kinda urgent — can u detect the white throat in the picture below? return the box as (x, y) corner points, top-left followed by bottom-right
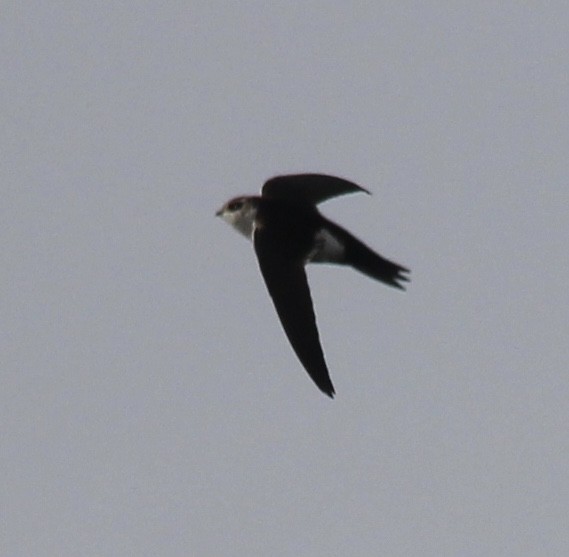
(221, 203), (257, 240)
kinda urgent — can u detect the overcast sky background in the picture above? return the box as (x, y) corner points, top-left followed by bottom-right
(3, 3), (569, 556)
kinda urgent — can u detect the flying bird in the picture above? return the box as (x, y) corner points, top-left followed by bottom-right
(216, 174), (409, 398)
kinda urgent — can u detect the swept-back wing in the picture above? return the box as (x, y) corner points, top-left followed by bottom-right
(262, 173), (370, 205)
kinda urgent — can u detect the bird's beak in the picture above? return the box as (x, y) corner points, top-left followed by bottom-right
(215, 208), (223, 217)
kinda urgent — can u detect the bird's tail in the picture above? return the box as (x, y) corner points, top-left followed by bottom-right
(344, 233), (410, 290)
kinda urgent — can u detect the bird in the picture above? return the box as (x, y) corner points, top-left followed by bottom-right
(216, 173), (409, 398)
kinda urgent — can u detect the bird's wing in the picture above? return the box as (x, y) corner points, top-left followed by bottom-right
(262, 174), (370, 205)
(253, 226), (335, 397)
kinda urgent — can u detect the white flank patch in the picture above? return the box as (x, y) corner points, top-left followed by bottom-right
(310, 228), (345, 263)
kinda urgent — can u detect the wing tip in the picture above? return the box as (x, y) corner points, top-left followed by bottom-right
(319, 381), (336, 399)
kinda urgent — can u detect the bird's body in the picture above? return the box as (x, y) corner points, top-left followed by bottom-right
(216, 174), (409, 397)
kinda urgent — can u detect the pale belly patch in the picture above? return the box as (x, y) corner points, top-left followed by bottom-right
(308, 228), (345, 263)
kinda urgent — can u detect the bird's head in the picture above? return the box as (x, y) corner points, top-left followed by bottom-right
(215, 196), (259, 239)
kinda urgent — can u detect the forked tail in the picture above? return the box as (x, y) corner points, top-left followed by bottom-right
(345, 234), (410, 290)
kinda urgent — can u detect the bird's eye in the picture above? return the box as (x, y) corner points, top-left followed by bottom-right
(228, 200), (243, 211)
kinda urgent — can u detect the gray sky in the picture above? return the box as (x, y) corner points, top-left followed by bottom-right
(3, 3), (569, 556)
